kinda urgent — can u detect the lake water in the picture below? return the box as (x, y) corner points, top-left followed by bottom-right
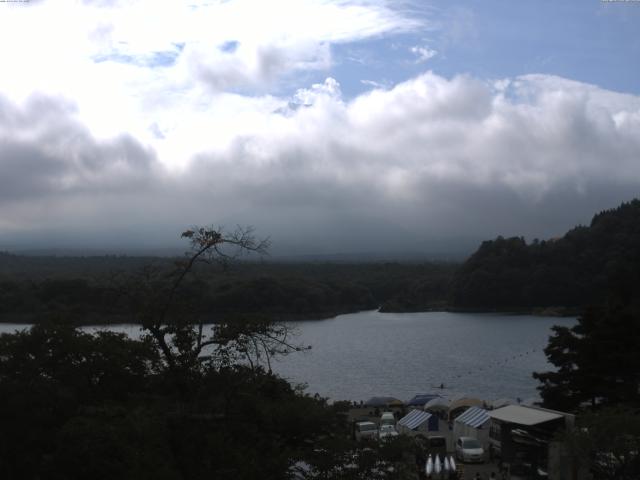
(271, 310), (576, 403)
(0, 310), (575, 404)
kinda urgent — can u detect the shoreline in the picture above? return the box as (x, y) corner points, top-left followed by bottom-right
(0, 305), (579, 326)
(380, 305), (580, 318)
(0, 308), (367, 326)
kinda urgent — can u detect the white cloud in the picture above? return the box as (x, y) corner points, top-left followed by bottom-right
(0, 0), (420, 169)
(360, 79), (391, 89)
(0, 1), (638, 252)
(2, 70), (639, 252)
(410, 45), (438, 63)
(292, 77), (342, 106)
(178, 72), (640, 245)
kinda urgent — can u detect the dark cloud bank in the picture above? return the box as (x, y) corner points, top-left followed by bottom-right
(1, 73), (639, 257)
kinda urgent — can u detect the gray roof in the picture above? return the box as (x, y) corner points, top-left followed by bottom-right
(454, 407), (490, 428)
(488, 405), (563, 426)
(398, 409), (432, 430)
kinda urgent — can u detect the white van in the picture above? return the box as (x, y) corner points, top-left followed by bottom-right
(354, 421), (378, 441)
(380, 412), (396, 426)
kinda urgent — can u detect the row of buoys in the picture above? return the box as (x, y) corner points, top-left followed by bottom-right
(425, 453), (457, 478)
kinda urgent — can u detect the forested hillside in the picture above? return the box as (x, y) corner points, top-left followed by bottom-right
(450, 199), (640, 311)
(0, 255), (455, 323)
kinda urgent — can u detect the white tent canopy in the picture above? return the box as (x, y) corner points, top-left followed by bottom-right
(397, 409), (437, 435)
(398, 410), (432, 430)
(424, 397), (450, 412)
(455, 407), (490, 428)
(453, 406), (490, 449)
(449, 396), (483, 412)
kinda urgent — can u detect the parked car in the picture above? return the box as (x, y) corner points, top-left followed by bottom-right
(380, 411), (395, 426)
(378, 424), (399, 441)
(354, 421), (378, 441)
(455, 436), (485, 463)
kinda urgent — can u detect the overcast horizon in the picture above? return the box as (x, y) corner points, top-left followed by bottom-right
(1, 1), (639, 257)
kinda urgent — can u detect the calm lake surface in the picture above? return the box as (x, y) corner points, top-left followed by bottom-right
(271, 310), (576, 403)
(0, 310), (575, 403)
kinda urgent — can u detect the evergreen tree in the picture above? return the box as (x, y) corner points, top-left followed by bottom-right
(533, 298), (640, 411)
(452, 198), (640, 310)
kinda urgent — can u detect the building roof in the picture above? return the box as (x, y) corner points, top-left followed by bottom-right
(398, 409), (432, 430)
(488, 405), (564, 426)
(455, 406), (490, 428)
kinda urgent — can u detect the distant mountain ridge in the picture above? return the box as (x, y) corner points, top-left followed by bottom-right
(450, 198), (640, 311)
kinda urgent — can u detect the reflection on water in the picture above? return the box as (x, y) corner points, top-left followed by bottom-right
(0, 310), (575, 403)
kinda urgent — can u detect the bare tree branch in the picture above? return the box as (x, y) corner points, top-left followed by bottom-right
(122, 225), (306, 375)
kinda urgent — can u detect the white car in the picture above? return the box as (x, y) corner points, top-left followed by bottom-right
(378, 424), (399, 441)
(455, 436), (484, 463)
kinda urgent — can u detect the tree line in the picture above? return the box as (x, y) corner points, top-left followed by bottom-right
(0, 253), (456, 323)
(450, 199), (640, 311)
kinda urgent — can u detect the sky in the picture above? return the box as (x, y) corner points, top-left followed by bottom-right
(0, 0), (639, 257)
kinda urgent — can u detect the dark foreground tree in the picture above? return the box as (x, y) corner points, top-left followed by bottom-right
(0, 320), (163, 479)
(533, 298), (640, 412)
(0, 323), (413, 479)
(0, 227), (416, 479)
(556, 407), (640, 480)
